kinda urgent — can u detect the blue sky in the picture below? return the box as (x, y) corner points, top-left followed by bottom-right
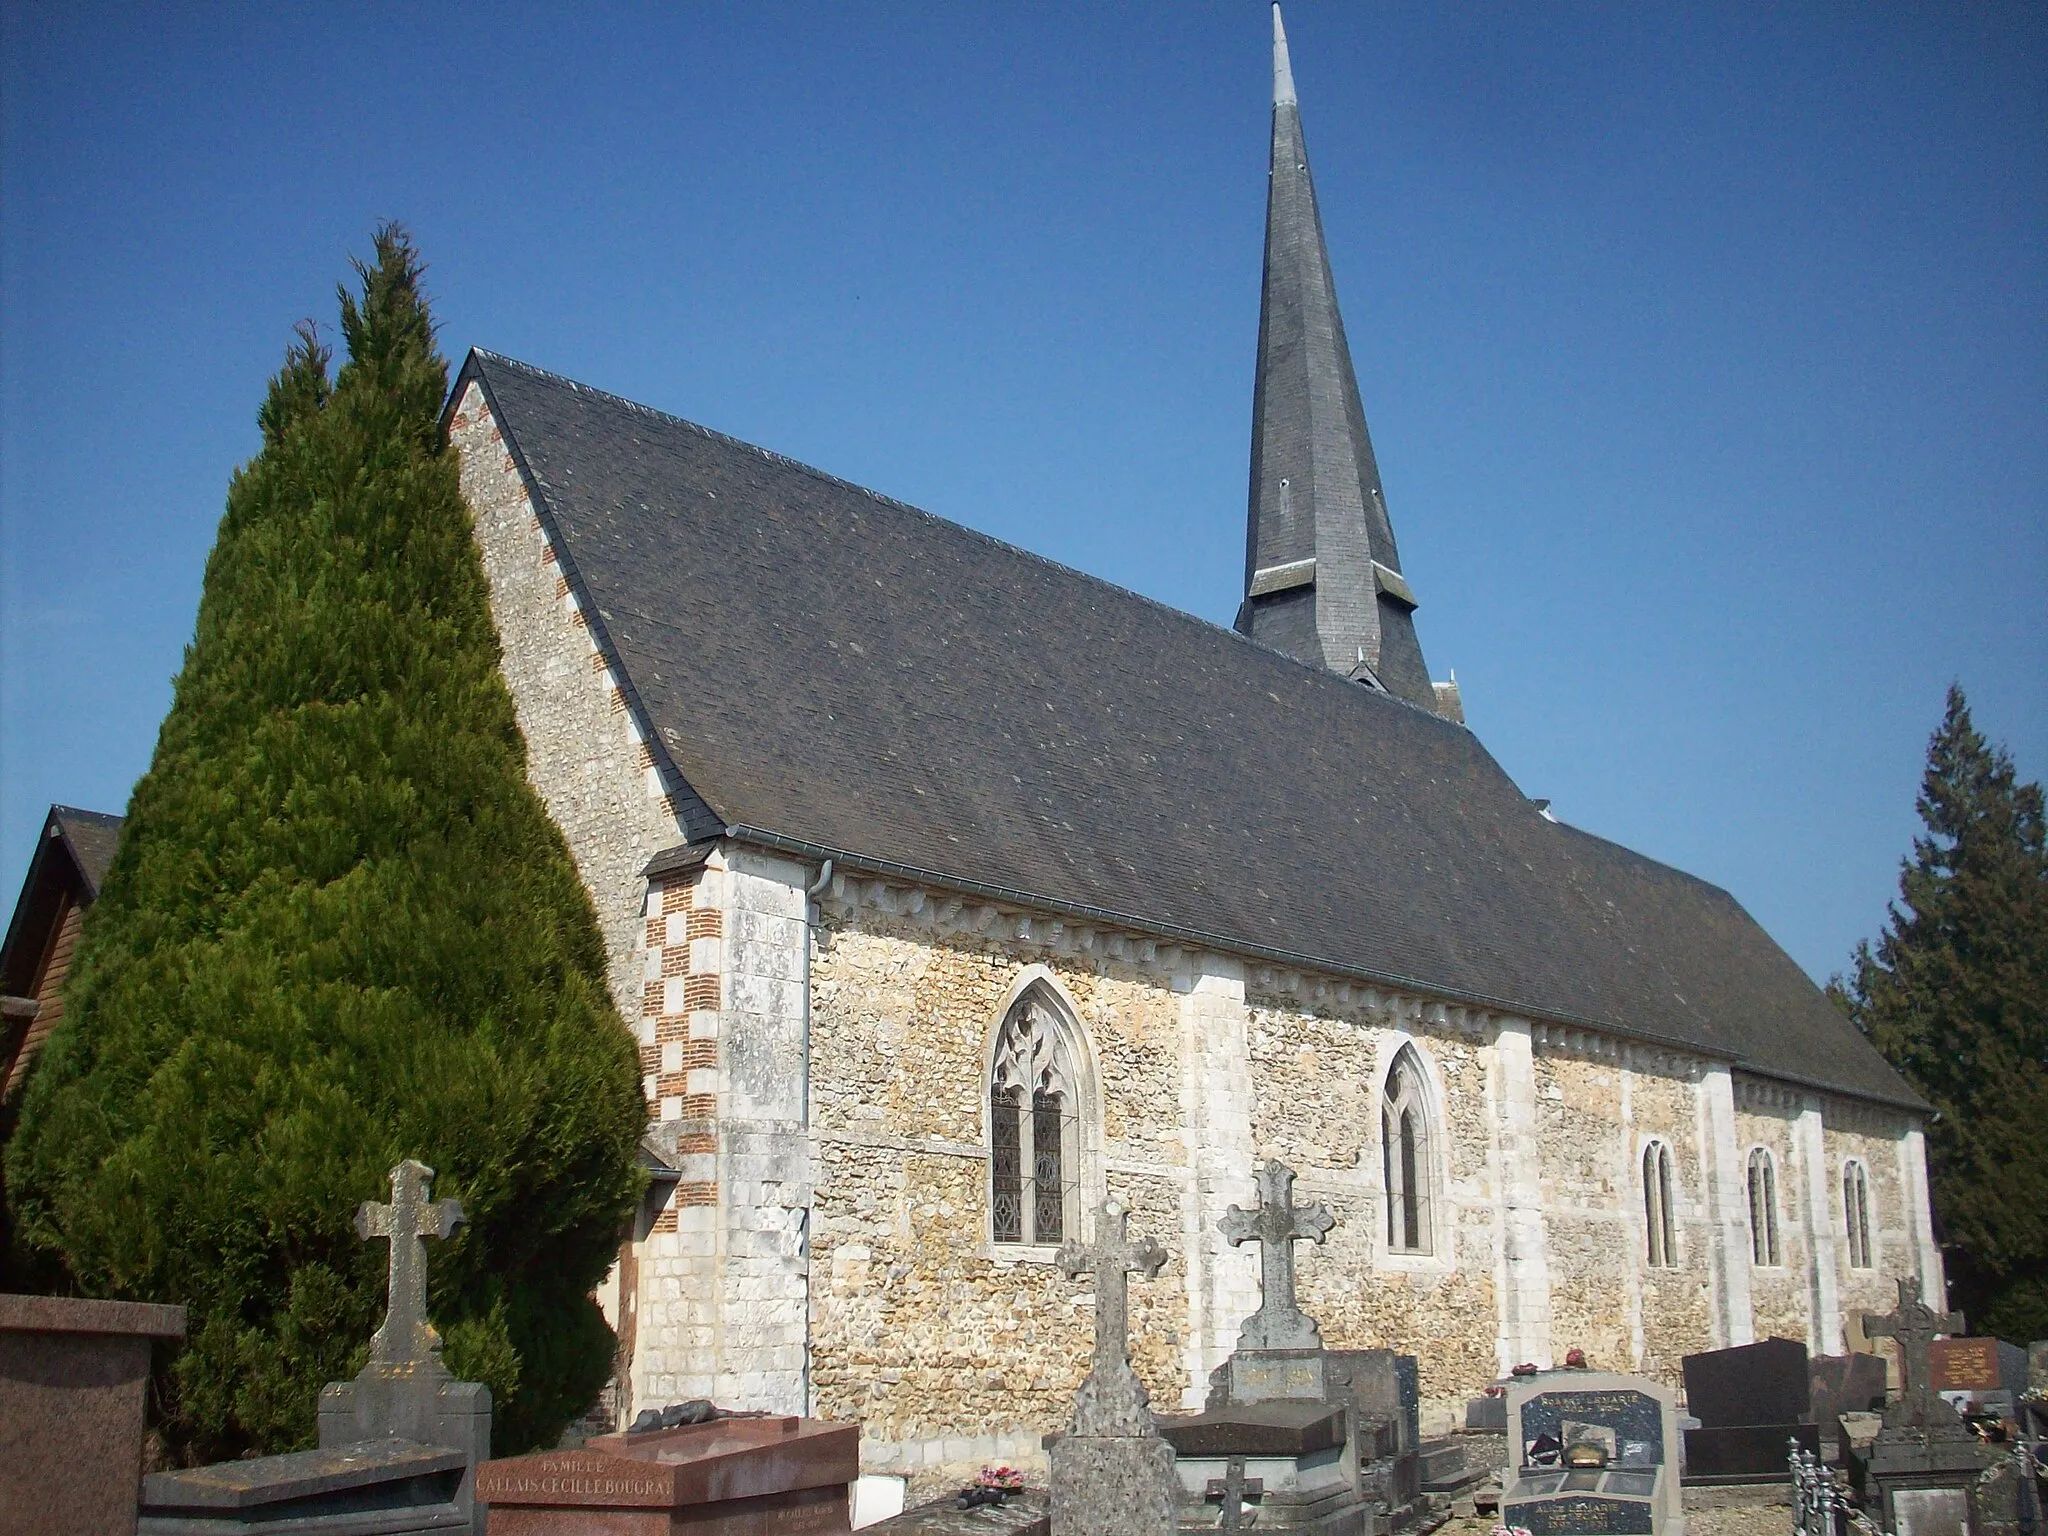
(3, 3), (2042, 984)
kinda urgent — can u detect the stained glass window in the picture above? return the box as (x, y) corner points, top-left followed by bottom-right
(1382, 1046), (1434, 1254)
(988, 987), (1081, 1245)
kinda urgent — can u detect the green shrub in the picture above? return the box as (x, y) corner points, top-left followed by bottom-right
(4, 227), (644, 1459)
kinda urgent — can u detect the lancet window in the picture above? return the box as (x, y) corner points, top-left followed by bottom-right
(1748, 1147), (1781, 1266)
(988, 986), (1081, 1246)
(1381, 1045), (1435, 1255)
(1843, 1159), (1874, 1269)
(1643, 1141), (1678, 1268)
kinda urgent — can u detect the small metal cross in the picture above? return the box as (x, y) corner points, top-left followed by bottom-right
(1220, 1159), (1335, 1350)
(1221, 1454), (1248, 1534)
(355, 1159), (465, 1373)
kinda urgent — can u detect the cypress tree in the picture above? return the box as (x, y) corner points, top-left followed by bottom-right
(3, 228), (644, 1459)
(1835, 685), (2048, 1340)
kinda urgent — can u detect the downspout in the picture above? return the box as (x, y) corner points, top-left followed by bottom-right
(798, 858), (831, 1417)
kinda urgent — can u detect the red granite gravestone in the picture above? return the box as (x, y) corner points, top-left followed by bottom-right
(474, 1414), (858, 1534)
(1, 1292), (188, 1536)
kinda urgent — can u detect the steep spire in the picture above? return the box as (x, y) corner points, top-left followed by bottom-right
(1237, 5), (1437, 710)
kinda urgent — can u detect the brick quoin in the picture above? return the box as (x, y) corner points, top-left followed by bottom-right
(681, 1042), (716, 1071)
(638, 1044), (659, 1075)
(661, 882), (691, 915)
(685, 907), (722, 939)
(683, 975), (719, 1011)
(673, 1182), (718, 1208)
(661, 947), (687, 979)
(653, 1014), (687, 1044)
(650, 1206), (678, 1235)
(681, 1093), (717, 1120)
(674, 1132), (715, 1155)
(641, 981), (664, 1018)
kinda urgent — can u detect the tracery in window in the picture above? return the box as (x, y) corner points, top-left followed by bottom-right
(1643, 1141), (1677, 1268)
(1748, 1147), (1781, 1267)
(1381, 1045), (1435, 1255)
(1843, 1159), (1873, 1269)
(989, 986), (1080, 1245)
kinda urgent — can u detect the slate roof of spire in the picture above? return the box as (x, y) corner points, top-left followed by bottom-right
(1239, 5), (1434, 706)
(454, 350), (1924, 1112)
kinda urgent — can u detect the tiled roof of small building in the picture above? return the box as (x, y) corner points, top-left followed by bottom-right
(458, 350), (1923, 1112)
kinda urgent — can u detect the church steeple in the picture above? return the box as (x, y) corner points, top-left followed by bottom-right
(1237, 5), (1438, 711)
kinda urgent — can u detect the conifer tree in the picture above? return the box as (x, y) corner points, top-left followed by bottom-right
(1836, 686), (2048, 1340)
(4, 228), (644, 1459)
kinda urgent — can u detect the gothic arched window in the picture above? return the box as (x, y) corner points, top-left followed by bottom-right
(989, 986), (1081, 1246)
(1381, 1045), (1435, 1255)
(1643, 1141), (1677, 1268)
(1843, 1160), (1874, 1269)
(1748, 1147), (1781, 1267)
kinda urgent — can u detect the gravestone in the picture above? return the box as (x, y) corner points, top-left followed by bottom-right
(1161, 1163), (1419, 1532)
(1679, 1338), (1821, 1481)
(1928, 1338), (2030, 1422)
(1859, 1276), (1997, 1536)
(1217, 1161), (1337, 1405)
(475, 1415), (859, 1533)
(0, 1292), (187, 1536)
(1500, 1372), (1682, 1536)
(139, 1159), (490, 1536)
(1684, 1338), (1810, 1429)
(1809, 1353), (1889, 1437)
(1046, 1199), (1178, 1536)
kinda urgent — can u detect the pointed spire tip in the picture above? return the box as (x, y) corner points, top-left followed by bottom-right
(1272, 4), (1297, 107)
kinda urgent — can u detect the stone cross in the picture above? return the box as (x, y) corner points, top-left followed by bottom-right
(1863, 1274), (1966, 1434)
(355, 1159), (466, 1374)
(1220, 1454), (1249, 1535)
(1221, 1159), (1335, 1350)
(1057, 1200), (1167, 1437)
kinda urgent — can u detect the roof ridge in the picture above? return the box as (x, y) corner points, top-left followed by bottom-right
(466, 349), (1466, 732)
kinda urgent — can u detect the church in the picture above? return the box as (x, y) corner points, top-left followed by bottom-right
(439, 9), (1937, 1483)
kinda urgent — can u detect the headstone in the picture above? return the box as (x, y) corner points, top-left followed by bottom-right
(0, 1292), (187, 1536)
(1678, 1338), (1821, 1481)
(477, 1415), (858, 1533)
(1860, 1276), (1997, 1536)
(1500, 1371), (1682, 1536)
(1046, 1199), (1178, 1536)
(1808, 1353), (1888, 1433)
(1682, 1338), (1810, 1429)
(1218, 1161), (1336, 1405)
(1927, 1337), (2029, 1420)
(1465, 1389), (1508, 1431)
(1164, 1167), (1419, 1532)
(137, 1159), (490, 1536)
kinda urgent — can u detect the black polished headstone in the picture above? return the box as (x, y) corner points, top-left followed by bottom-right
(1684, 1424), (1820, 1479)
(1682, 1338), (1811, 1429)
(1808, 1354), (1887, 1429)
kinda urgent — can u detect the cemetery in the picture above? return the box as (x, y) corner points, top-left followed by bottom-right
(9, 1149), (2042, 1535)
(2, 9), (2042, 1536)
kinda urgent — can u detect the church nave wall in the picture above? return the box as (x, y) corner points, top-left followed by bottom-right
(1822, 1110), (1925, 1336)
(804, 900), (1193, 1486)
(1242, 988), (1502, 1422)
(1734, 1099), (1813, 1348)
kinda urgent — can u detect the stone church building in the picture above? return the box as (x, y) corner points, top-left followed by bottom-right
(442, 11), (1937, 1479)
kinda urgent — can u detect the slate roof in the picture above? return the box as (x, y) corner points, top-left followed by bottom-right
(2, 806), (123, 997)
(458, 350), (1923, 1112)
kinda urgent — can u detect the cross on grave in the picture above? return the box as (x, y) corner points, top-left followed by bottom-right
(1057, 1200), (1168, 1437)
(1863, 1275), (1968, 1436)
(355, 1159), (466, 1375)
(1221, 1159), (1336, 1351)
